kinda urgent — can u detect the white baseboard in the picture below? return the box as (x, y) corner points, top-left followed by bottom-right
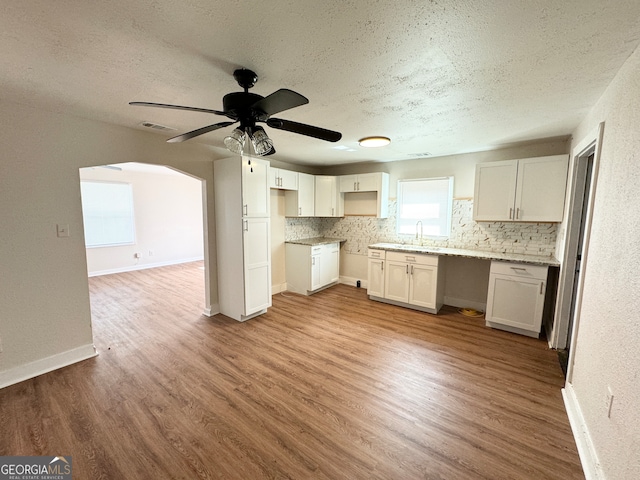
(562, 383), (603, 479)
(271, 283), (288, 295)
(444, 296), (486, 312)
(0, 343), (98, 390)
(88, 256), (205, 277)
(340, 275), (367, 289)
(203, 303), (219, 317)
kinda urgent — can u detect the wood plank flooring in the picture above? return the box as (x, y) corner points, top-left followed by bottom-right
(0, 261), (584, 479)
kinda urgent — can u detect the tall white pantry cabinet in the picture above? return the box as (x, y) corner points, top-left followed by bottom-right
(214, 156), (272, 322)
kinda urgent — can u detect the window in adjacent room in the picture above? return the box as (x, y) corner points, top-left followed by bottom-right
(80, 181), (136, 247)
(396, 177), (454, 238)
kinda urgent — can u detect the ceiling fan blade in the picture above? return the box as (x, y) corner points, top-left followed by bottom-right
(167, 121), (234, 143)
(252, 89), (309, 118)
(267, 118), (342, 142)
(130, 101), (226, 116)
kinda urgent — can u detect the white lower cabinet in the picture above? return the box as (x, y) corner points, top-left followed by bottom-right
(368, 249), (443, 314)
(485, 261), (548, 337)
(367, 249), (386, 298)
(286, 242), (340, 295)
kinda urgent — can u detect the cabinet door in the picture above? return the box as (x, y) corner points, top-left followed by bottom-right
(320, 243), (339, 285)
(279, 169), (298, 190)
(269, 167), (280, 189)
(408, 264), (438, 309)
(367, 259), (385, 297)
(486, 273), (545, 332)
(315, 176), (338, 216)
(242, 157), (270, 217)
(339, 174), (358, 193)
(297, 173), (315, 216)
(384, 261), (410, 302)
(243, 217), (272, 314)
(515, 155), (568, 222)
(311, 253), (322, 291)
(473, 160), (518, 221)
(356, 173), (380, 192)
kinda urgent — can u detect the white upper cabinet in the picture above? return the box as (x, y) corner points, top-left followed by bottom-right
(285, 172), (315, 217)
(242, 157), (270, 217)
(269, 167), (298, 190)
(473, 155), (568, 222)
(314, 176), (342, 217)
(338, 172), (389, 218)
(339, 173), (383, 193)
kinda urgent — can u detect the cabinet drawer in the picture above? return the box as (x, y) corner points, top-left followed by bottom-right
(490, 261), (547, 280)
(386, 251), (438, 266)
(368, 249), (386, 259)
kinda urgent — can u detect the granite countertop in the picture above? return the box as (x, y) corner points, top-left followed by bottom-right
(286, 237), (347, 246)
(368, 242), (560, 266)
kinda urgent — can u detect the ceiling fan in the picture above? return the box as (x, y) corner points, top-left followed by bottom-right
(130, 68), (342, 156)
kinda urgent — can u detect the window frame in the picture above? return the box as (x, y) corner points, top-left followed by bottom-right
(80, 180), (136, 248)
(396, 176), (454, 239)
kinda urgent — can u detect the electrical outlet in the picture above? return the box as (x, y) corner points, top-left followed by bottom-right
(149, 250), (153, 257)
(134, 252), (141, 259)
(605, 386), (614, 418)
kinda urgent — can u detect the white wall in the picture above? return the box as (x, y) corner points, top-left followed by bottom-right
(0, 100), (217, 388)
(80, 165), (203, 276)
(562, 47), (640, 479)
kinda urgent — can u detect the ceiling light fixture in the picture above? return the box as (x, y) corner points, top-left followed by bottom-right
(250, 126), (274, 156)
(358, 136), (391, 147)
(223, 128), (246, 154)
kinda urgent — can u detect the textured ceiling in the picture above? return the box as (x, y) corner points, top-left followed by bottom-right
(2, 1), (640, 166)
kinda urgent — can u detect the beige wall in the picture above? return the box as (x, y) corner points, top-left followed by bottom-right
(563, 47), (640, 479)
(0, 100), (216, 386)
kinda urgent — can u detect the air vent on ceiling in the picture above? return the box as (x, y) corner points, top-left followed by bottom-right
(139, 121), (176, 131)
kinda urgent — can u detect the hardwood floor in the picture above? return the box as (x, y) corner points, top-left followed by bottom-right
(0, 262), (584, 479)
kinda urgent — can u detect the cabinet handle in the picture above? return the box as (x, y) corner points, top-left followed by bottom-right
(312, 257), (315, 265)
(406, 265), (409, 274)
(540, 282), (544, 295)
(357, 181), (360, 190)
(411, 265), (414, 275)
(516, 207), (520, 219)
(331, 207), (334, 216)
(243, 204), (248, 216)
(509, 207), (513, 219)
(354, 181), (357, 191)
(510, 267), (527, 272)
(299, 207), (302, 215)
(381, 262), (384, 271)
(244, 220), (248, 231)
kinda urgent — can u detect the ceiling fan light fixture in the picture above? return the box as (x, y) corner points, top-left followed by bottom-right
(224, 128), (246, 154)
(359, 136), (391, 148)
(250, 126), (274, 156)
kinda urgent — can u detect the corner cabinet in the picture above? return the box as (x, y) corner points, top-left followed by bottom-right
(367, 249), (444, 314)
(285, 172), (315, 217)
(285, 242), (340, 295)
(315, 176), (342, 217)
(473, 155), (568, 222)
(485, 261), (548, 337)
(214, 156), (271, 322)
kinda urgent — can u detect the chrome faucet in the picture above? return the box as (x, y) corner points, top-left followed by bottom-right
(415, 221), (423, 245)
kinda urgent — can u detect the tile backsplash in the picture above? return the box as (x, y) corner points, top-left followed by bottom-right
(285, 198), (557, 257)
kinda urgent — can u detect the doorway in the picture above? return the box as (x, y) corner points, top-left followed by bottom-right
(551, 124), (603, 378)
(78, 162), (209, 322)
